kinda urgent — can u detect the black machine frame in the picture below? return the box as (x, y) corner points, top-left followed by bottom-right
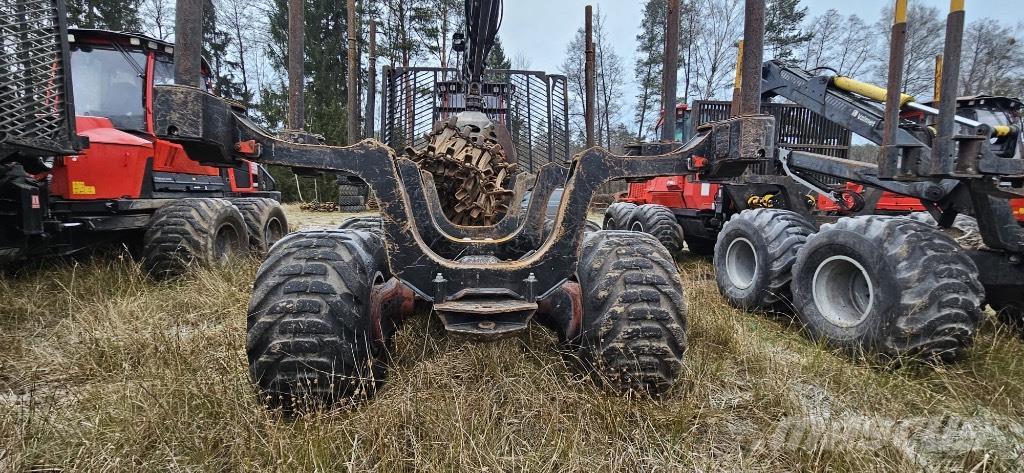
(155, 83), (773, 312)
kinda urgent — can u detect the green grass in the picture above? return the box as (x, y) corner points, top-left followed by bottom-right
(2, 215), (1024, 471)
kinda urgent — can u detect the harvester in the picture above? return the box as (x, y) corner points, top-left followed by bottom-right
(0, 8), (287, 277)
(146, 0), (771, 406)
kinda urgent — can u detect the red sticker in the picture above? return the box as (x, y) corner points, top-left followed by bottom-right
(31, 195), (41, 209)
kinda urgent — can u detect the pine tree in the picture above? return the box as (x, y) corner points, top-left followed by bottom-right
(265, 0), (353, 145)
(765, 0), (811, 62)
(67, 0), (144, 31)
(633, 0), (696, 140)
(487, 36), (511, 71)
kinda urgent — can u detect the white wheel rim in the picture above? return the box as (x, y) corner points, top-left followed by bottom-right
(812, 255), (874, 328)
(725, 237), (757, 290)
(630, 221), (644, 232)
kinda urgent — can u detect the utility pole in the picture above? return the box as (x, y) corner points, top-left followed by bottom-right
(364, 19), (377, 138)
(173, 0), (203, 87)
(661, 0), (679, 142)
(346, 0), (360, 143)
(287, 0), (305, 130)
(738, 0), (764, 116)
(584, 5), (596, 148)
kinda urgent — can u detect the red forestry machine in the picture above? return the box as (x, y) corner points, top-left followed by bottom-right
(1, 8), (287, 277)
(614, 1), (1024, 358)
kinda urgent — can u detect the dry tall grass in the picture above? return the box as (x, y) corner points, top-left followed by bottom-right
(2, 211), (1023, 471)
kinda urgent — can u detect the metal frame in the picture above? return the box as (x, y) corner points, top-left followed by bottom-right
(154, 83), (773, 304)
(0, 0), (84, 160)
(381, 66), (571, 173)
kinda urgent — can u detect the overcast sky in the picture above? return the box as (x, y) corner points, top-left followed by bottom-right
(499, 0), (1024, 117)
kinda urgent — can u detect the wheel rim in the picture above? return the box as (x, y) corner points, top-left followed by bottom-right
(264, 218), (285, 247)
(214, 224), (240, 263)
(812, 255), (874, 327)
(725, 237), (757, 290)
(630, 221), (644, 232)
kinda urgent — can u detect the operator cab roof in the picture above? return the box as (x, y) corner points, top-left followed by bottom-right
(67, 28), (212, 71)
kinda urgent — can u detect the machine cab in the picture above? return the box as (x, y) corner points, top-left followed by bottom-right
(654, 103), (694, 143)
(61, 29), (266, 198)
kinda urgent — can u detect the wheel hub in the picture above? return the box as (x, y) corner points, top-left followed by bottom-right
(725, 237), (757, 290)
(812, 255), (874, 327)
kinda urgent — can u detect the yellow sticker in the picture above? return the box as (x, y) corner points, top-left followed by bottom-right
(72, 180), (96, 195)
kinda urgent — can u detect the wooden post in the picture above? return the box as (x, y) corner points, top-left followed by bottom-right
(287, 0), (305, 130)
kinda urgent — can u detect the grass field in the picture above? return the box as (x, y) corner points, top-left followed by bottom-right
(2, 206), (1023, 471)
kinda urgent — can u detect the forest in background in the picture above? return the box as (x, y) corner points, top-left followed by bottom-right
(66, 0), (1024, 201)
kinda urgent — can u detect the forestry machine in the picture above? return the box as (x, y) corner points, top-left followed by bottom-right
(0, 3), (287, 278)
(141, 0), (773, 409)
(619, 1), (1024, 361)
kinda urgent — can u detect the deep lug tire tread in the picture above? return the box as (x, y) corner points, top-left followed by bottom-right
(142, 198), (249, 279)
(714, 208), (815, 309)
(628, 204), (685, 256)
(246, 229), (391, 411)
(569, 230), (687, 394)
(229, 197), (289, 253)
(792, 216), (983, 361)
(603, 202), (637, 230)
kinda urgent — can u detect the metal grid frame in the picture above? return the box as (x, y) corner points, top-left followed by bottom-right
(0, 0), (81, 159)
(381, 67), (571, 173)
(692, 100), (851, 184)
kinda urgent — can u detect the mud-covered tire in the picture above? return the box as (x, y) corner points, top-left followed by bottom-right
(603, 202), (637, 230)
(566, 230), (687, 394)
(684, 235), (717, 256)
(142, 198), (250, 279)
(230, 197), (289, 253)
(628, 204), (685, 256)
(339, 216), (383, 234)
(338, 205), (367, 212)
(246, 229), (391, 411)
(792, 216), (983, 361)
(714, 209), (815, 310)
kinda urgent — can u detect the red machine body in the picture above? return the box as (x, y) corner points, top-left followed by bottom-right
(623, 103), (1023, 223)
(49, 29), (264, 201)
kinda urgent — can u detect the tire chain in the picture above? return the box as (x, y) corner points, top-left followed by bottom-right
(404, 117), (516, 226)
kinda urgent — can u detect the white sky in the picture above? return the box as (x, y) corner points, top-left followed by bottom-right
(498, 0), (1024, 119)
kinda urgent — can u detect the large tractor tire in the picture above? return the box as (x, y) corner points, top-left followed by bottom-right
(714, 209), (815, 310)
(246, 229), (392, 411)
(142, 198), (250, 279)
(230, 197), (289, 253)
(791, 216), (983, 361)
(627, 204), (685, 256)
(602, 202), (637, 230)
(565, 230), (687, 395)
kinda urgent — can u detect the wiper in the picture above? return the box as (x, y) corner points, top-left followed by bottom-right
(111, 42), (146, 78)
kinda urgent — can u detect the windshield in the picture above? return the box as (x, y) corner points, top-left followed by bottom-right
(975, 108), (1010, 128)
(70, 46), (147, 130)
